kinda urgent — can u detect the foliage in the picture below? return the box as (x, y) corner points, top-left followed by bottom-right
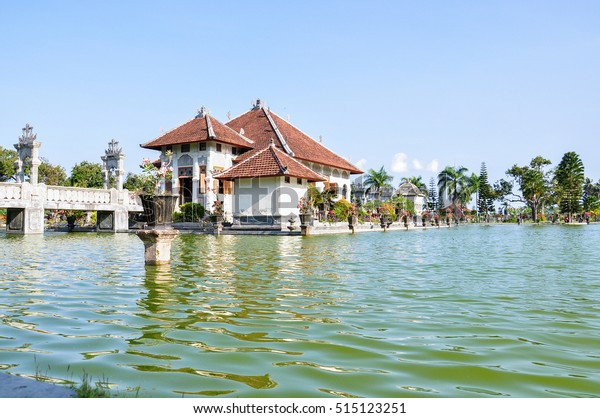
(211, 200), (224, 215)
(427, 177), (438, 211)
(583, 178), (600, 212)
(297, 196), (311, 214)
(437, 166), (469, 219)
(0, 146), (17, 181)
(173, 202), (205, 222)
(69, 161), (104, 188)
(38, 159), (68, 185)
(363, 166), (394, 199)
(72, 372), (110, 398)
(137, 152), (174, 195)
(477, 162), (495, 216)
(333, 198), (353, 220)
(379, 202), (397, 220)
(502, 156), (553, 223)
(123, 172), (144, 192)
(306, 184), (322, 208)
(554, 151), (585, 218)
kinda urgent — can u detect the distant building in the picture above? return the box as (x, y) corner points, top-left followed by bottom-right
(141, 100), (363, 227)
(395, 181), (427, 215)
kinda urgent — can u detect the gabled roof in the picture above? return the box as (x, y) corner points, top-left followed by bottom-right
(226, 101), (363, 174)
(214, 141), (327, 182)
(141, 108), (254, 151)
(396, 181), (426, 197)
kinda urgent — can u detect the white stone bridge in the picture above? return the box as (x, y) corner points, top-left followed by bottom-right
(1, 125), (143, 234)
(0, 182), (143, 234)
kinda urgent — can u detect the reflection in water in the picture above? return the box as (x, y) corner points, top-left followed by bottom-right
(2, 227), (600, 397)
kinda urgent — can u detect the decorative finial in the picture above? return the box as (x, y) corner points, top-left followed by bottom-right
(253, 99), (263, 110)
(19, 124), (37, 144)
(196, 106), (208, 118)
(269, 138), (275, 147)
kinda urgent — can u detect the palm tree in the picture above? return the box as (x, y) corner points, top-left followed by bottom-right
(364, 166), (394, 201)
(437, 166), (469, 220)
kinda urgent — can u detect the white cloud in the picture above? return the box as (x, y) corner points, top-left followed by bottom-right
(391, 153), (409, 173)
(412, 159), (423, 170)
(355, 158), (367, 170)
(426, 159), (439, 172)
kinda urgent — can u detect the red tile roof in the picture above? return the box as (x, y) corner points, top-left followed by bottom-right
(141, 110), (254, 150)
(226, 104), (363, 174)
(214, 142), (327, 182)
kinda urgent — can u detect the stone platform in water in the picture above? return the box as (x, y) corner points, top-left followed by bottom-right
(0, 373), (75, 398)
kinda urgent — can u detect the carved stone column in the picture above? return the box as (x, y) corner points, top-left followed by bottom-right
(136, 229), (180, 265)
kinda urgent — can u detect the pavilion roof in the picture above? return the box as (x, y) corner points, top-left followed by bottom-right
(214, 141), (327, 182)
(141, 108), (254, 150)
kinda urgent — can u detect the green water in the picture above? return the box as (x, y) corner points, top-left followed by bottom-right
(1, 225), (600, 397)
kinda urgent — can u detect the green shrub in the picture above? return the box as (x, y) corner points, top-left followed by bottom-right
(177, 202), (205, 222)
(333, 199), (352, 221)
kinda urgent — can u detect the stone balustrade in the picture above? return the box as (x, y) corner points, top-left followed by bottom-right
(45, 186), (112, 205)
(0, 183), (22, 201)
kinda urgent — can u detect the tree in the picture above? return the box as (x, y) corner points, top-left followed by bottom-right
(363, 166), (394, 201)
(69, 161), (104, 188)
(400, 176), (427, 194)
(582, 178), (600, 213)
(38, 159), (68, 186)
(0, 146), (17, 182)
(502, 156), (553, 223)
(554, 151), (585, 220)
(477, 162), (495, 219)
(427, 177), (438, 212)
(437, 166), (469, 220)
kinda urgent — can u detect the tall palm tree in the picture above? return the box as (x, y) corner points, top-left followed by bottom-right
(364, 166), (394, 201)
(437, 166), (469, 220)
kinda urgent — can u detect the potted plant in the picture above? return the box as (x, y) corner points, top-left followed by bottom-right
(421, 210), (430, 228)
(379, 202), (395, 228)
(297, 196), (312, 226)
(348, 204), (358, 229)
(210, 200), (224, 224)
(138, 151), (177, 226)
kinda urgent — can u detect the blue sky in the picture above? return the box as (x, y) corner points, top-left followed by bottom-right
(2, 0), (599, 188)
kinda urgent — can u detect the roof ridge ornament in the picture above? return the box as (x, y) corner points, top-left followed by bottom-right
(196, 106), (210, 118)
(253, 99), (263, 110)
(19, 123), (37, 144)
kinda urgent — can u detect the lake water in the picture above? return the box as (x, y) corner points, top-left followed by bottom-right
(1, 224), (600, 397)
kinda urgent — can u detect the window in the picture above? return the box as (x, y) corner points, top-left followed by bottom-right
(216, 143), (222, 152)
(199, 166), (206, 194)
(199, 143), (207, 151)
(216, 179), (233, 195)
(284, 176), (290, 184)
(232, 147), (238, 155)
(178, 167), (192, 177)
(297, 178), (303, 185)
(181, 144), (190, 153)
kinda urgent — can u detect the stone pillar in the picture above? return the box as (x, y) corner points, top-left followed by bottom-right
(101, 139), (125, 191)
(14, 124), (42, 185)
(300, 225), (311, 236)
(136, 229), (180, 265)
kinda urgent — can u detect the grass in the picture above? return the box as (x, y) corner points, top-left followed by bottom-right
(71, 372), (111, 398)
